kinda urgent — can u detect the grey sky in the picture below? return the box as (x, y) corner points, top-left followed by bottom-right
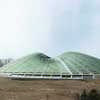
(0, 0), (100, 58)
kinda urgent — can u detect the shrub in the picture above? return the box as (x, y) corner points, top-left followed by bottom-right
(75, 89), (100, 100)
(87, 89), (100, 100)
(80, 89), (88, 100)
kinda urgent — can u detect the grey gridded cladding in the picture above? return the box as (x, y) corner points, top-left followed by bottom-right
(0, 52), (100, 79)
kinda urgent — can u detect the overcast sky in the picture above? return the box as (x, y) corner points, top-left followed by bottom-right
(0, 0), (100, 58)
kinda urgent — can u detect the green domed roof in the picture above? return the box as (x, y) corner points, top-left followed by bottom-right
(0, 53), (66, 74)
(58, 52), (100, 74)
(0, 52), (100, 75)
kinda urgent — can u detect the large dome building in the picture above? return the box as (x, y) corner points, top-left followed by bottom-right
(0, 52), (100, 80)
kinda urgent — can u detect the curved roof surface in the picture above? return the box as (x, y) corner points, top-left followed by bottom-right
(58, 52), (100, 74)
(0, 53), (66, 74)
(0, 52), (100, 75)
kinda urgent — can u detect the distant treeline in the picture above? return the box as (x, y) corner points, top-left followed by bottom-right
(0, 58), (13, 67)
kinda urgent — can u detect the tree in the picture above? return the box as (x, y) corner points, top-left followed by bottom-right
(0, 59), (3, 67)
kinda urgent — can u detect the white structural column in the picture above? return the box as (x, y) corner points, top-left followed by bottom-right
(56, 58), (72, 75)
